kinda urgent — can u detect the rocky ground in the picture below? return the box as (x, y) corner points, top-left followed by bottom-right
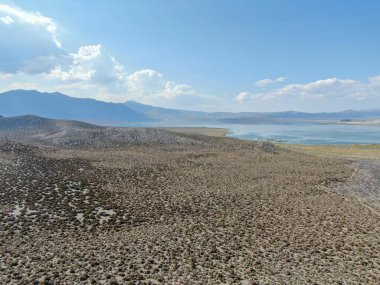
(0, 134), (379, 284)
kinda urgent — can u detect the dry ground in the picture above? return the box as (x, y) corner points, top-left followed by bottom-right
(282, 143), (380, 216)
(0, 135), (379, 284)
(281, 143), (380, 160)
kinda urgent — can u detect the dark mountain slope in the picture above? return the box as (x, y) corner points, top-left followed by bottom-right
(0, 90), (149, 123)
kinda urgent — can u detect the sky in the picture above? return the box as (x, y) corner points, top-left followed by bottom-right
(0, 0), (380, 112)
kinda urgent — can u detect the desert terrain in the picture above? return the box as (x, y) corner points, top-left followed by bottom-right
(0, 116), (379, 284)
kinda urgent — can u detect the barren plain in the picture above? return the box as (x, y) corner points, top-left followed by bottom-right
(0, 123), (379, 284)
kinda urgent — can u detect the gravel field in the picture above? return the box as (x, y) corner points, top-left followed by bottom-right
(0, 132), (379, 284)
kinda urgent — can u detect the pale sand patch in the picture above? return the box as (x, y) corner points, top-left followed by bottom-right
(163, 127), (230, 137)
(280, 143), (380, 160)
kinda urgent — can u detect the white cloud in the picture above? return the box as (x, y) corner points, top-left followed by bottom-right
(49, 45), (128, 85)
(125, 69), (196, 102)
(234, 76), (380, 112)
(56, 82), (99, 91)
(73, 45), (101, 61)
(0, 4), (60, 47)
(155, 81), (195, 100)
(0, 15), (14, 24)
(369, 75), (380, 86)
(236, 77), (380, 103)
(49, 45), (99, 81)
(85, 68), (197, 105)
(234, 91), (251, 102)
(0, 73), (13, 80)
(255, 76), (286, 87)
(9, 82), (38, 90)
(126, 69), (164, 96)
(232, 76), (380, 112)
(48, 50), (199, 106)
(0, 4), (65, 74)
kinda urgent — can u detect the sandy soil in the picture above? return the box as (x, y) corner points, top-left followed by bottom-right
(0, 137), (379, 284)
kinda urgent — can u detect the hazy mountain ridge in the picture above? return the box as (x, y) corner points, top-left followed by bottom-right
(0, 90), (149, 124)
(124, 101), (210, 121)
(1, 90), (380, 125)
(125, 100), (380, 122)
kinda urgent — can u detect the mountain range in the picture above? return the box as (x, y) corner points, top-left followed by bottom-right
(1, 89), (380, 124)
(0, 90), (147, 124)
(124, 100), (380, 123)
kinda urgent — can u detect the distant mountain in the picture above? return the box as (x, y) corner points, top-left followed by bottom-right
(124, 101), (263, 122)
(0, 90), (149, 124)
(257, 110), (380, 119)
(125, 100), (209, 122)
(2, 90), (380, 126)
(125, 100), (380, 123)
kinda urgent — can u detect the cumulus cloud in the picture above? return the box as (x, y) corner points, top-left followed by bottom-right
(234, 91), (251, 102)
(86, 69), (198, 107)
(0, 4), (60, 47)
(156, 81), (196, 100)
(255, 76), (286, 87)
(236, 77), (380, 103)
(126, 69), (164, 97)
(46, 44), (195, 104)
(0, 4), (65, 74)
(49, 45), (103, 81)
(49, 47), (198, 105)
(125, 69), (195, 101)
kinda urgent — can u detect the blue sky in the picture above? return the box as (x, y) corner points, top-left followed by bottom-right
(1, 0), (380, 112)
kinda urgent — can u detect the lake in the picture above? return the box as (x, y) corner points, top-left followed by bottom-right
(122, 121), (380, 145)
(225, 123), (380, 145)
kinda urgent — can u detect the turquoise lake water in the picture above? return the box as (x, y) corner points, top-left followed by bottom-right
(225, 123), (380, 145)
(122, 122), (380, 145)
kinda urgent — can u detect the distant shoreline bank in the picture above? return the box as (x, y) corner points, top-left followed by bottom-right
(161, 127), (231, 137)
(278, 143), (380, 160)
